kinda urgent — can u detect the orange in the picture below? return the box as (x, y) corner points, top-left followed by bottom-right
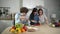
(10, 29), (15, 32)
(21, 28), (25, 32)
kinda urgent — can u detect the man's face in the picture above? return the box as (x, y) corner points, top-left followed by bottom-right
(21, 13), (26, 16)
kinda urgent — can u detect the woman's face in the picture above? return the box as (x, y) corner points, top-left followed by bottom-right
(39, 10), (43, 15)
(33, 12), (37, 15)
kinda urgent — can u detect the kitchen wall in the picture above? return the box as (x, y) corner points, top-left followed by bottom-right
(0, 0), (44, 13)
(23, 0), (44, 9)
(44, 0), (60, 21)
(23, 0), (45, 18)
(0, 0), (21, 14)
(0, 0), (60, 20)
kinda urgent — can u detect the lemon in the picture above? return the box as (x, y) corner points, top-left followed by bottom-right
(16, 28), (20, 30)
(18, 30), (21, 33)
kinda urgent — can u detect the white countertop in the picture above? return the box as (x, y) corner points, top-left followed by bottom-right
(1, 24), (60, 34)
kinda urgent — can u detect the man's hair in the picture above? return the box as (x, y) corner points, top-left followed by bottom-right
(20, 7), (28, 13)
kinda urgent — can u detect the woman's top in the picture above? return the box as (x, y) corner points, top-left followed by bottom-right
(39, 14), (47, 23)
(30, 14), (39, 23)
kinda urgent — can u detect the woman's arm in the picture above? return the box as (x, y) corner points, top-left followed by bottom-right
(45, 18), (48, 24)
(44, 15), (48, 24)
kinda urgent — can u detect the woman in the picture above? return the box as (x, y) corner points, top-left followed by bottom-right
(38, 9), (48, 24)
(29, 8), (40, 25)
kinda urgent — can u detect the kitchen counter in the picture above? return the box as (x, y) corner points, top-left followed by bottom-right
(1, 24), (60, 34)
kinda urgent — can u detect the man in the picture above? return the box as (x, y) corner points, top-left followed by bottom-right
(15, 7), (30, 25)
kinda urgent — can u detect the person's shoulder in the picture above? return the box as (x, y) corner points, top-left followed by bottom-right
(43, 14), (47, 18)
(43, 14), (46, 16)
(16, 12), (20, 15)
(15, 12), (21, 17)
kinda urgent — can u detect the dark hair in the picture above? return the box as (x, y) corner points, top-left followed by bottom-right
(31, 8), (37, 14)
(20, 7), (28, 13)
(38, 8), (43, 15)
(30, 8), (37, 20)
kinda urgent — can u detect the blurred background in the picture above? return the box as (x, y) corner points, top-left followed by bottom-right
(0, 0), (60, 34)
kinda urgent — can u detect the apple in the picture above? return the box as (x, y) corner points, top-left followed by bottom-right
(15, 23), (24, 28)
(21, 28), (25, 32)
(12, 26), (16, 29)
(23, 26), (27, 31)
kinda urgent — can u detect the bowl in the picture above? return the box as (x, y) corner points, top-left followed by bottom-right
(27, 26), (38, 32)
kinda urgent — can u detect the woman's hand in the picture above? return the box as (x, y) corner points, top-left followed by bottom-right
(31, 20), (37, 23)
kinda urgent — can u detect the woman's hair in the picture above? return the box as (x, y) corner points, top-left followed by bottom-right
(38, 8), (43, 15)
(20, 7), (28, 13)
(31, 8), (37, 14)
(30, 8), (37, 20)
